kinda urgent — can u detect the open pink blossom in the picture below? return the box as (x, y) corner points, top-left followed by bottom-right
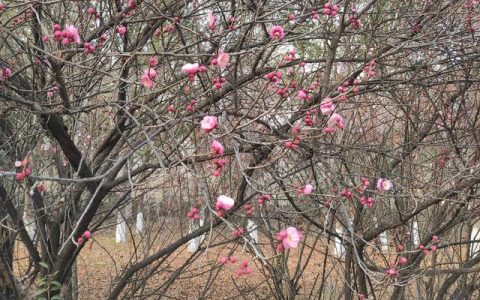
(211, 140), (224, 156)
(320, 97), (335, 115)
(278, 227), (302, 249)
(217, 52), (230, 69)
(300, 184), (313, 195)
(182, 63), (200, 75)
(200, 116), (218, 133)
(376, 178), (392, 191)
(216, 195), (235, 211)
(65, 24), (81, 44)
(269, 25), (285, 40)
(328, 113), (345, 129)
(141, 70), (154, 89)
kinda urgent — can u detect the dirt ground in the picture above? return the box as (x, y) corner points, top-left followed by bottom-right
(14, 228), (351, 299)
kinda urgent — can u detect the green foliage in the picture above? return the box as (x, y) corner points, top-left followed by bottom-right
(34, 263), (62, 300)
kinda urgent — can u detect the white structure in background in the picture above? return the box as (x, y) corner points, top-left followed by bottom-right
(188, 218), (205, 253)
(23, 212), (36, 242)
(412, 221), (420, 245)
(334, 227), (345, 256)
(374, 217), (388, 250)
(470, 224), (480, 257)
(247, 219), (259, 244)
(379, 231), (388, 250)
(116, 213), (127, 243)
(136, 212), (144, 233)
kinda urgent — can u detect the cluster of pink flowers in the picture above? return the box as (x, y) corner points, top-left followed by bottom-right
(358, 177), (370, 192)
(14, 159), (32, 181)
(297, 89), (312, 101)
(116, 25), (127, 36)
(219, 255), (237, 265)
(264, 71), (283, 83)
(340, 188), (352, 199)
(77, 230), (92, 245)
(187, 207), (200, 220)
(349, 8), (362, 29)
(186, 99), (196, 112)
(269, 25), (285, 40)
(87, 7), (100, 17)
(232, 227), (245, 238)
(182, 63), (208, 81)
(83, 42), (95, 54)
(236, 259), (252, 277)
(304, 110), (315, 126)
(419, 235), (440, 255)
(215, 195), (234, 217)
(285, 136), (301, 149)
(243, 203), (254, 216)
(323, 113), (344, 133)
(141, 61), (157, 89)
(210, 139), (227, 176)
(52, 24), (81, 45)
(258, 193), (271, 204)
(0, 67), (11, 80)
(323, 3), (339, 16)
(359, 196), (374, 208)
(211, 158), (228, 177)
(0, 2), (5, 11)
(283, 49), (297, 62)
(276, 227), (302, 251)
(212, 77), (226, 90)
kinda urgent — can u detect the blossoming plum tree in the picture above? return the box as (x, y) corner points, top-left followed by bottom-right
(0, 0), (480, 299)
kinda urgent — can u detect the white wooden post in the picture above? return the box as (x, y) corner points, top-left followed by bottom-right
(470, 224), (480, 257)
(136, 212), (144, 233)
(334, 227), (345, 257)
(116, 212), (127, 243)
(23, 213), (36, 242)
(247, 220), (258, 244)
(412, 221), (420, 245)
(188, 218), (204, 253)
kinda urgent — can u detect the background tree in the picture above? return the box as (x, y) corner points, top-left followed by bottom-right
(0, 0), (479, 299)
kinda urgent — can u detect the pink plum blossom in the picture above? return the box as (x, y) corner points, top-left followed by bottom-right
(277, 227), (302, 249)
(320, 97), (335, 115)
(269, 25), (285, 40)
(328, 113), (345, 129)
(299, 184), (313, 195)
(376, 178), (393, 191)
(200, 116), (218, 133)
(216, 195), (235, 211)
(217, 52), (230, 69)
(141, 70), (155, 89)
(182, 63), (200, 75)
(211, 140), (224, 156)
(65, 24), (81, 44)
